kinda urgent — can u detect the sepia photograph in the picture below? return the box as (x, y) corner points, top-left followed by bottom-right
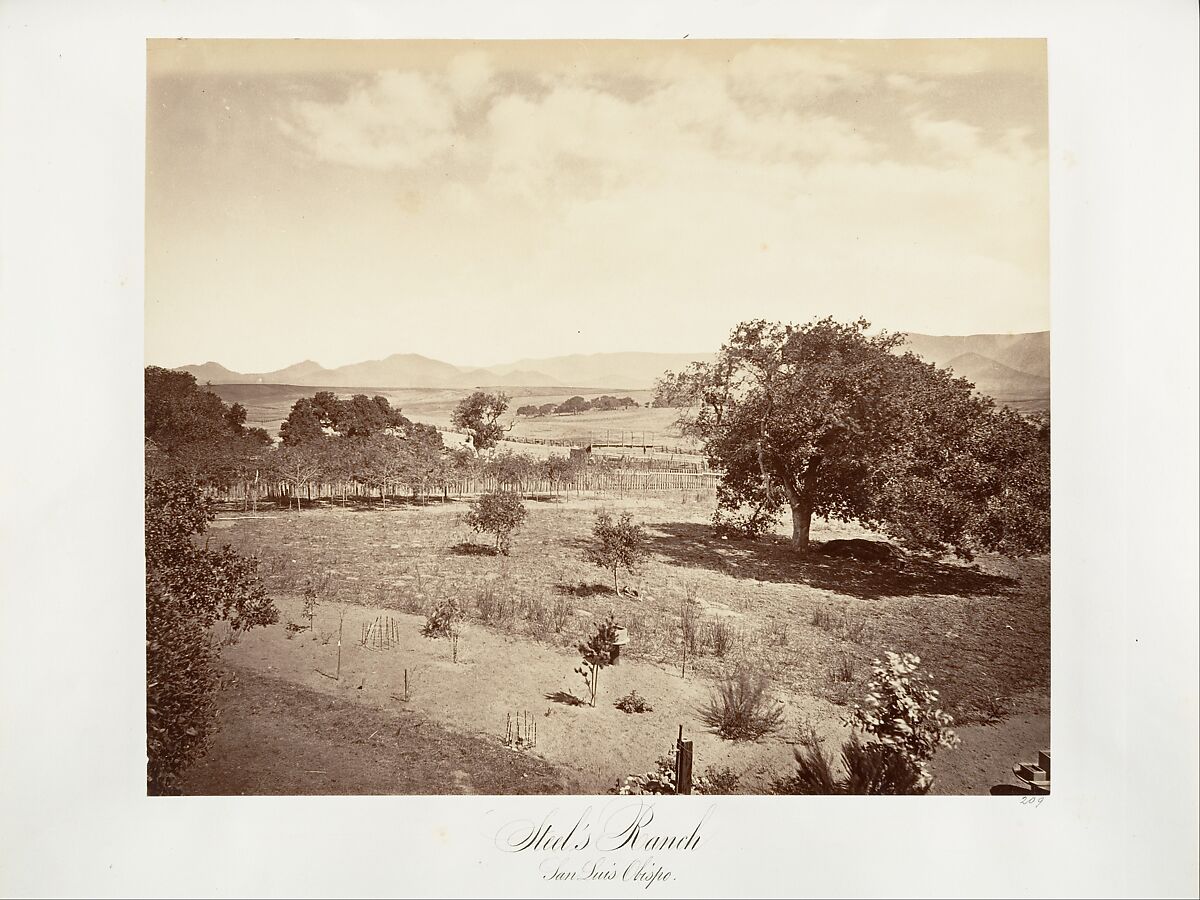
(2, 1), (1198, 897)
(145, 38), (1052, 798)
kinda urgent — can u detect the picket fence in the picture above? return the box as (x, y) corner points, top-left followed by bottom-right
(215, 469), (721, 504)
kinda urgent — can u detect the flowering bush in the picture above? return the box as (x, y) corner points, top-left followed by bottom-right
(848, 651), (959, 790)
(613, 751), (739, 795)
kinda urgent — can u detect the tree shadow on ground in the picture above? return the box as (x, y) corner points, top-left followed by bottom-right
(989, 783), (1046, 796)
(449, 542), (498, 557)
(554, 581), (614, 598)
(544, 691), (587, 707)
(644, 522), (1018, 601)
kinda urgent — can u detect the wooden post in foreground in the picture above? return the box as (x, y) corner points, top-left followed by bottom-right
(675, 725), (693, 795)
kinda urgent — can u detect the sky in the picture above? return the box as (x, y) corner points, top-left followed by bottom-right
(145, 39), (1048, 372)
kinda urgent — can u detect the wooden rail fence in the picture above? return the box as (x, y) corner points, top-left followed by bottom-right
(213, 469), (722, 504)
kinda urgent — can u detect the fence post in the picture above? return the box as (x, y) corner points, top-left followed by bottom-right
(675, 726), (693, 795)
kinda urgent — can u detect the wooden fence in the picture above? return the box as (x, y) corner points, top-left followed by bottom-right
(215, 469), (721, 504)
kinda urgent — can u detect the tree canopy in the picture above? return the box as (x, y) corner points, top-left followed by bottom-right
(451, 391), (510, 452)
(669, 318), (1050, 557)
(280, 391), (410, 445)
(145, 367), (272, 492)
(146, 474), (277, 793)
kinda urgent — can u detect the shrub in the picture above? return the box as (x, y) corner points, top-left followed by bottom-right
(463, 490), (527, 555)
(848, 651), (960, 790)
(551, 597), (572, 633)
(614, 690), (654, 714)
(146, 587), (219, 795)
(706, 619), (736, 657)
(700, 669), (786, 740)
(423, 597), (465, 638)
(700, 765), (742, 795)
(774, 731), (929, 796)
(614, 752), (743, 795)
(810, 604), (835, 630)
(583, 511), (646, 594)
(146, 475), (278, 795)
(474, 583), (513, 625)
(830, 650), (856, 683)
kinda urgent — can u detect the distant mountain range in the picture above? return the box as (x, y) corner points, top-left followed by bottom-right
(173, 332), (1049, 398)
(175, 351), (712, 391)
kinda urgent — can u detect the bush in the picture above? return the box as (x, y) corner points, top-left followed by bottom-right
(614, 690), (654, 714)
(774, 731), (929, 796)
(700, 765), (742, 795)
(848, 651), (960, 790)
(423, 597), (465, 638)
(706, 619), (736, 657)
(146, 475), (278, 795)
(614, 752), (743, 795)
(551, 597), (572, 633)
(474, 583), (514, 625)
(463, 490), (527, 554)
(146, 586), (219, 795)
(583, 511), (646, 594)
(700, 669), (786, 740)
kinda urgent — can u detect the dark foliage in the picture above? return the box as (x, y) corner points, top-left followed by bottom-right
(146, 475), (278, 794)
(667, 318), (1051, 558)
(774, 732), (930, 796)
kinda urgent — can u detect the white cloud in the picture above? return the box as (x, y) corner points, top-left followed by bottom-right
(447, 51), (494, 104)
(911, 114), (983, 158)
(885, 73), (937, 94)
(281, 71), (457, 170)
(727, 44), (874, 104)
(259, 46), (1046, 354)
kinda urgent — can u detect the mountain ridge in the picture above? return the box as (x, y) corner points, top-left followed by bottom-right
(173, 331), (1049, 394)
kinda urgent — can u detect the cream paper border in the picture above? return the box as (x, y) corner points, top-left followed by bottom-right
(1, 1), (1197, 897)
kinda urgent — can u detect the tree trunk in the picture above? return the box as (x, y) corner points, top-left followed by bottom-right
(789, 499), (813, 551)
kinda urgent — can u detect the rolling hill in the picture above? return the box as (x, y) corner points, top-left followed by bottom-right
(901, 331), (1049, 380)
(173, 333), (1048, 409)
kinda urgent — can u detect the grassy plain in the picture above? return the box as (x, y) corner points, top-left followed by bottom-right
(192, 491), (1049, 795)
(207, 383), (677, 445)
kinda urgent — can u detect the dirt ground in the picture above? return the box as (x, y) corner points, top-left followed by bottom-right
(179, 666), (585, 795)
(195, 494), (1050, 795)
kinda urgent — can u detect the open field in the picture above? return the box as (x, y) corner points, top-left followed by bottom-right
(192, 492), (1050, 794)
(206, 383), (675, 445)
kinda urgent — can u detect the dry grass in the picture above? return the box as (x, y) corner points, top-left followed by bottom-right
(211, 492), (1049, 724)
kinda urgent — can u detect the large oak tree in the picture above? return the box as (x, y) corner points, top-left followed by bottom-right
(671, 318), (1050, 558)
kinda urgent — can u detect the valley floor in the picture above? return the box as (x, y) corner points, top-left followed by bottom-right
(185, 495), (1050, 795)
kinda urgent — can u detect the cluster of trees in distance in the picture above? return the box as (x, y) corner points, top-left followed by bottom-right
(515, 395), (640, 417)
(145, 371), (600, 507)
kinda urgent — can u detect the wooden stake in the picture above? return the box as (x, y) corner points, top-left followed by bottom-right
(676, 737), (693, 795)
(336, 616), (343, 679)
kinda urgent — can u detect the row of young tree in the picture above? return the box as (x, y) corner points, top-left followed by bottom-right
(515, 395), (640, 417)
(145, 370), (599, 508)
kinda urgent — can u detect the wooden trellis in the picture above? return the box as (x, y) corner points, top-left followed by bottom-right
(361, 615), (401, 651)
